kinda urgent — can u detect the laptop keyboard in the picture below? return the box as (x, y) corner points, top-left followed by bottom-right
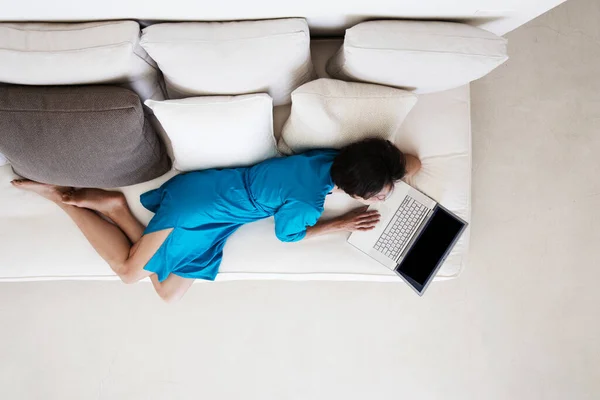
(374, 197), (429, 261)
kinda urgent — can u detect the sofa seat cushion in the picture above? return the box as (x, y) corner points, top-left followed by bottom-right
(0, 38), (471, 283)
(0, 82), (470, 282)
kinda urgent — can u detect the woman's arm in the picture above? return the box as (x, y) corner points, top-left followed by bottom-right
(305, 207), (381, 239)
(404, 154), (422, 179)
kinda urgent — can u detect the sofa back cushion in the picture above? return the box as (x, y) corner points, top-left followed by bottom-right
(279, 79), (418, 154)
(0, 85), (171, 187)
(145, 94), (278, 171)
(327, 20), (508, 93)
(0, 21), (163, 101)
(140, 18), (314, 106)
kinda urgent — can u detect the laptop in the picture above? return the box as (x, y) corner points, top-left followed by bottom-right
(348, 181), (467, 296)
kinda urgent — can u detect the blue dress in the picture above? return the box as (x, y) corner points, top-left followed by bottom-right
(140, 150), (338, 282)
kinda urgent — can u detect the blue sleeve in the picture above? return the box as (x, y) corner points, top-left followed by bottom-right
(274, 201), (322, 242)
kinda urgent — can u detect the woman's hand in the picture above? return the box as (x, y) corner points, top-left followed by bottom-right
(333, 206), (381, 232)
(304, 206), (381, 239)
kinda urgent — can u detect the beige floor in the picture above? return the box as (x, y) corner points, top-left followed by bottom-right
(1, 0), (599, 399)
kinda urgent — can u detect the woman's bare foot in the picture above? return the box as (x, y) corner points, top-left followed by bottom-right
(11, 179), (72, 203)
(404, 154), (422, 179)
(61, 188), (127, 216)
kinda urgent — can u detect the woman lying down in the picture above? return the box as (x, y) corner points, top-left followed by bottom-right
(12, 138), (421, 302)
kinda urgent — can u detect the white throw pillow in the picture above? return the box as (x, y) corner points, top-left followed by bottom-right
(0, 21), (163, 101)
(279, 79), (418, 154)
(145, 94), (278, 171)
(327, 20), (508, 94)
(140, 19), (314, 106)
(0, 152), (7, 166)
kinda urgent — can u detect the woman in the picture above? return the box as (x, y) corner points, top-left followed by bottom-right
(11, 138), (421, 302)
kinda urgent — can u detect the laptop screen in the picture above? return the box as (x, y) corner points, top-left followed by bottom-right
(395, 206), (465, 292)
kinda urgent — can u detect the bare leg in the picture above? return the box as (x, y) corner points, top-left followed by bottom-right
(11, 179), (170, 284)
(150, 274), (195, 303)
(12, 180), (133, 266)
(63, 190), (195, 301)
(62, 188), (145, 243)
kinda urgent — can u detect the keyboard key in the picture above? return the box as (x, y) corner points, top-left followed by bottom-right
(374, 196), (429, 259)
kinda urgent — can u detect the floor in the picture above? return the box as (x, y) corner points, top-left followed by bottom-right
(1, 0), (599, 399)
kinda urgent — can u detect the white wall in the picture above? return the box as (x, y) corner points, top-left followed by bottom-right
(0, 0), (566, 35)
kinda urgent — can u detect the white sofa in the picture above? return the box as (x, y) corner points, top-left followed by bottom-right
(0, 34), (472, 282)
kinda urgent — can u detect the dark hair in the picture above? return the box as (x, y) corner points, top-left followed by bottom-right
(330, 138), (406, 199)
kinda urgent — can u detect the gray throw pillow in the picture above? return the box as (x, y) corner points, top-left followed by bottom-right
(0, 85), (171, 187)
